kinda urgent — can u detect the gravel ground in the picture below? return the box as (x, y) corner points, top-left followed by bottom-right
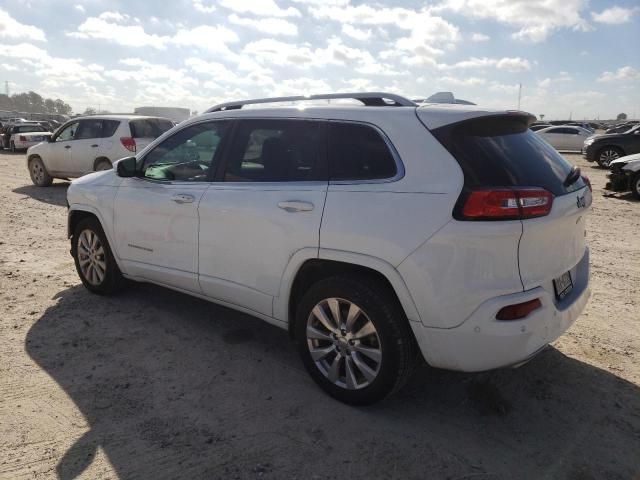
(0, 150), (638, 480)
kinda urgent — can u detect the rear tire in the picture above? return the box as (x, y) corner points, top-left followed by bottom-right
(72, 217), (125, 295)
(596, 146), (623, 168)
(28, 156), (53, 187)
(95, 159), (112, 171)
(295, 275), (417, 405)
(631, 173), (640, 201)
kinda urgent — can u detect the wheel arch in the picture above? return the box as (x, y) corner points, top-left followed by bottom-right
(93, 157), (112, 170)
(67, 205), (124, 271)
(598, 144), (626, 156)
(277, 249), (422, 339)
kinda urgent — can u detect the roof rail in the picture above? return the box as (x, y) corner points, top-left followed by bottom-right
(206, 92), (416, 113)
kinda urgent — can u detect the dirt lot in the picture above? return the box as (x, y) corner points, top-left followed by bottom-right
(0, 150), (638, 480)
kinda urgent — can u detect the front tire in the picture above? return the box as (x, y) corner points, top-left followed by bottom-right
(596, 146), (623, 168)
(631, 173), (640, 200)
(72, 217), (125, 295)
(28, 156), (53, 187)
(295, 275), (417, 405)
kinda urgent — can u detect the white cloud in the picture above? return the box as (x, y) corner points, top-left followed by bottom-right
(171, 25), (239, 54)
(69, 14), (168, 48)
(74, 4), (85, 13)
(291, 0), (349, 4)
(193, 0), (216, 13)
(341, 24), (372, 41)
(228, 14), (298, 36)
(438, 76), (486, 87)
(218, 0), (301, 17)
(441, 56), (531, 72)
(470, 32), (489, 42)
(0, 8), (46, 42)
(434, 0), (590, 42)
(597, 66), (640, 82)
(591, 6), (638, 24)
(244, 38), (314, 66)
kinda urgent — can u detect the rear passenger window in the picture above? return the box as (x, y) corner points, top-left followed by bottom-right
(130, 119), (174, 139)
(76, 119), (103, 139)
(328, 123), (397, 181)
(224, 120), (325, 182)
(101, 120), (120, 138)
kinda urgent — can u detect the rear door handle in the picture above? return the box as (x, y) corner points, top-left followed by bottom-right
(64, 145), (71, 149)
(91, 144), (99, 148)
(171, 194), (195, 204)
(278, 201), (314, 212)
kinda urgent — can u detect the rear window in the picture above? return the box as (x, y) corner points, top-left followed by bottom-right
(129, 118), (174, 138)
(328, 123), (397, 181)
(15, 125), (47, 133)
(432, 115), (586, 196)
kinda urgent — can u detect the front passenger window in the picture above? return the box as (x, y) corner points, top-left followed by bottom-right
(141, 121), (227, 182)
(56, 122), (78, 142)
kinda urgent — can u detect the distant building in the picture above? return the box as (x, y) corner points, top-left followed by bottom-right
(134, 106), (190, 123)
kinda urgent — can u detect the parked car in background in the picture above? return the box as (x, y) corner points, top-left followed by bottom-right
(530, 124), (553, 131)
(1, 123), (50, 151)
(8, 125), (52, 152)
(566, 122), (595, 133)
(583, 124), (640, 167)
(26, 115), (175, 186)
(605, 123), (636, 134)
(606, 153), (640, 199)
(65, 92), (592, 404)
(6, 117), (28, 124)
(535, 125), (592, 151)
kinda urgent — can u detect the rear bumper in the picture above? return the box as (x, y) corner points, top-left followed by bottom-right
(14, 140), (43, 150)
(411, 249), (590, 372)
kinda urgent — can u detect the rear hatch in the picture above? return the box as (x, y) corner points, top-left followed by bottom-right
(128, 118), (174, 151)
(426, 112), (591, 295)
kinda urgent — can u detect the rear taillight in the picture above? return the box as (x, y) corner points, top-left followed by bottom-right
(461, 188), (553, 220)
(19, 135), (27, 141)
(582, 175), (592, 192)
(496, 298), (542, 320)
(120, 136), (136, 152)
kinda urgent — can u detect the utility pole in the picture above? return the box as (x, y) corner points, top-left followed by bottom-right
(5, 81), (9, 97)
(517, 83), (522, 110)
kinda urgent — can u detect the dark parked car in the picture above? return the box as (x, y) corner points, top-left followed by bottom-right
(583, 124), (640, 167)
(605, 123), (636, 134)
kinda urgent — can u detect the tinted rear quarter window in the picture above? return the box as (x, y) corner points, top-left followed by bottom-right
(129, 118), (174, 138)
(76, 119), (103, 139)
(432, 115), (585, 196)
(328, 122), (397, 181)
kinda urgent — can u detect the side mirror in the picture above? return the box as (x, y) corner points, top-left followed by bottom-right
(116, 156), (137, 177)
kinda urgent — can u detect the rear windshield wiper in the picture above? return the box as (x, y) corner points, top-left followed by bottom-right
(563, 166), (581, 188)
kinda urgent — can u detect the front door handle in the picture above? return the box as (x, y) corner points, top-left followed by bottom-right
(278, 201), (314, 212)
(171, 194), (195, 204)
(64, 145), (71, 149)
(91, 144), (99, 148)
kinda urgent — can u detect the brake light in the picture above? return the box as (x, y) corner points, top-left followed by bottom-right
(461, 188), (553, 220)
(120, 136), (136, 152)
(496, 298), (542, 320)
(19, 135), (27, 141)
(582, 175), (592, 192)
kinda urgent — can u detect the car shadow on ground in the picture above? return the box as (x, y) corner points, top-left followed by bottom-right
(602, 191), (639, 202)
(26, 283), (640, 480)
(12, 183), (69, 207)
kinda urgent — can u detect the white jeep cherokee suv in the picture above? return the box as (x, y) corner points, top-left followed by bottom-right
(66, 93), (592, 405)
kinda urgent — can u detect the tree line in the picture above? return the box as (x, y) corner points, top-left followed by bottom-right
(0, 91), (72, 115)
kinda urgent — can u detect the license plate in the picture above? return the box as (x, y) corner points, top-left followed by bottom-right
(553, 271), (573, 300)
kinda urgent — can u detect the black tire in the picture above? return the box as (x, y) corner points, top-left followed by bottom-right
(631, 173), (640, 201)
(28, 156), (53, 187)
(295, 275), (417, 405)
(95, 159), (112, 171)
(72, 217), (125, 295)
(596, 146), (623, 168)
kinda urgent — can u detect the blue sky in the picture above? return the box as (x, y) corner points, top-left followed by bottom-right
(0, 0), (638, 119)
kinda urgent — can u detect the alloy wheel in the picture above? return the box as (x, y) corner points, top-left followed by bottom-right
(600, 149), (620, 167)
(77, 229), (107, 286)
(306, 298), (382, 390)
(31, 161), (44, 184)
